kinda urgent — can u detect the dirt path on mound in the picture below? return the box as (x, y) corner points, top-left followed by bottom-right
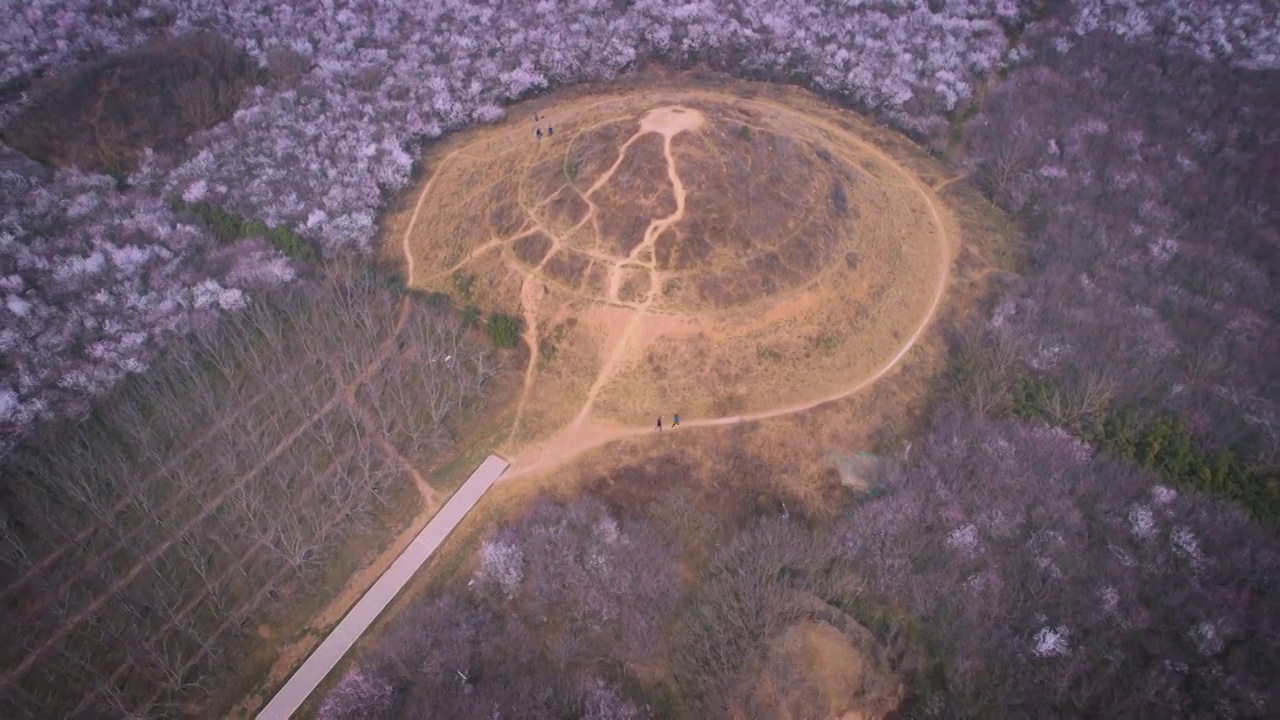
(569, 107), (703, 432)
(501, 95), (954, 482)
(507, 272), (545, 445)
(504, 214), (950, 480)
(398, 91), (956, 485)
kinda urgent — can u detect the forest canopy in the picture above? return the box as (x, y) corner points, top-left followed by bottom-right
(0, 1), (1275, 718)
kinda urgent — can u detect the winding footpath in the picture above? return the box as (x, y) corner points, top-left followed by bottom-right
(256, 455), (509, 720)
(569, 106), (703, 432)
(498, 95), (955, 481)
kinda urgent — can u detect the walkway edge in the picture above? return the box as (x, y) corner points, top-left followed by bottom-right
(257, 454), (510, 720)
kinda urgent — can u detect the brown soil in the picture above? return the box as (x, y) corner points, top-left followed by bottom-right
(389, 82), (958, 472)
(732, 620), (904, 720)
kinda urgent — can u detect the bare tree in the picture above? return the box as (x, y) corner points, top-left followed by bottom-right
(0, 268), (502, 716)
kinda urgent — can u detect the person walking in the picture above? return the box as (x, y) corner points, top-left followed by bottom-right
(672, 413), (680, 427)
(547, 126), (553, 136)
(536, 128), (543, 140)
(656, 416), (663, 432)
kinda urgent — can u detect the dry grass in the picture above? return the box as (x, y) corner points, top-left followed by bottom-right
(387, 80), (958, 458)
(732, 619), (904, 719)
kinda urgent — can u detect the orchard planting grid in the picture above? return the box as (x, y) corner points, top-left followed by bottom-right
(0, 275), (501, 717)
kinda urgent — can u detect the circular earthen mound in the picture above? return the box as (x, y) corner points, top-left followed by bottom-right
(392, 86), (951, 439)
(733, 620), (904, 720)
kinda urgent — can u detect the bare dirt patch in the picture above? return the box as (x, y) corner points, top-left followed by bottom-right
(593, 132), (678, 255)
(389, 81), (955, 466)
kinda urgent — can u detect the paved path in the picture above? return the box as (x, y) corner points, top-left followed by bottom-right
(257, 454), (510, 720)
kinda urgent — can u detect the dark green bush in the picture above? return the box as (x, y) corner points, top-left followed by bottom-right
(179, 201), (315, 260)
(1088, 412), (1279, 525)
(995, 366), (1277, 525)
(419, 291), (452, 308)
(485, 312), (523, 349)
(460, 305), (480, 329)
(265, 226), (313, 260)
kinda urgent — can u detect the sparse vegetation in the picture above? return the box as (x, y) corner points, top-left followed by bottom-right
(450, 270), (476, 302)
(829, 180), (848, 216)
(537, 318), (577, 368)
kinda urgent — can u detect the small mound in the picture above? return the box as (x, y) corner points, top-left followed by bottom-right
(734, 620), (904, 720)
(3, 32), (256, 175)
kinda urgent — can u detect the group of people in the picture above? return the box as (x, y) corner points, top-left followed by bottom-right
(534, 112), (553, 140)
(656, 413), (680, 431)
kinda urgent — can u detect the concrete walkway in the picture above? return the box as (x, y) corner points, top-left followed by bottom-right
(257, 454), (510, 719)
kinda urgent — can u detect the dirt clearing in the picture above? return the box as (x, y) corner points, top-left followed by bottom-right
(385, 79), (958, 479)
